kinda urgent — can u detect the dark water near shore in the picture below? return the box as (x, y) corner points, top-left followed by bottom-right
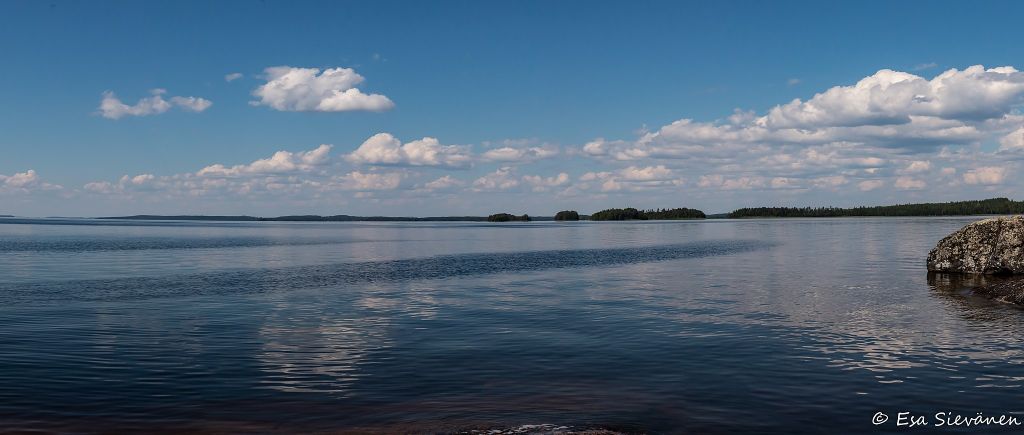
(2, 217), (1024, 433)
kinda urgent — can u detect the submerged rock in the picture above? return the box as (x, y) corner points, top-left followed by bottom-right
(927, 216), (1024, 274)
(928, 272), (1024, 305)
(975, 279), (1024, 305)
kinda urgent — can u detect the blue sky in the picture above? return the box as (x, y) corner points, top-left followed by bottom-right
(3, 0), (1024, 216)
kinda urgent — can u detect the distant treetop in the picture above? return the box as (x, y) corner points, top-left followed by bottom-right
(589, 207), (705, 221)
(727, 198), (1024, 218)
(487, 213), (531, 222)
(554, 210), (580, 221)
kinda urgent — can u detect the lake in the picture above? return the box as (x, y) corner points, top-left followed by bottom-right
(1, 216), (1023, 433)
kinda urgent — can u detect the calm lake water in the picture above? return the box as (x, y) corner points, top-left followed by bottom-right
(2, 216), (1023, 434)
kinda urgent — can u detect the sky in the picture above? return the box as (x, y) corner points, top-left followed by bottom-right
(3, 0), (1024, 217)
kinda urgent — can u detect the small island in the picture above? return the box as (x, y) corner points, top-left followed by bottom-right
(554, 210), (580, 221)
(589, 207), (706, 221)
(487, 213), (531, 222)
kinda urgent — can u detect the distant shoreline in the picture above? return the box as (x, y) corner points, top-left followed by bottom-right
(5, 197), (1023, 223)
(97, 214), (503, 222)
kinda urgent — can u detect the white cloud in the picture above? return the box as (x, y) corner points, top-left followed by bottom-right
(764, 66), (1024, 129)
(169, 96), (213, 112)
(346, 133), (471, 168)
(198, 144), (333, 177)
(44, 64), (1024, 214)
(899, 160), (932, 174)
(1, 170), (61, 194)
(328, 171), (402, 191)
(587, 65), (1024, 167)
(858, 180), (885, 191)
(770, 177), (798, 189)
(99, 89), (212, 119)
(619, 165), (674, 181)
(810, 175), (848, 188)
(720, 177), (766, 190)
(582, 139), (610, 156)
(472, 167), (519, 191)
(565, 64), (1024, 201)
(421, 175), (464, 191)
(787, 78), (801, 86)
(481, 146), (558, 163)
(894, 176), (926, 190)
(999, 127), (1024, 151)
(225, 72), (244, 82)
(962, 166), (1007, 185)
(1, 169), (39, 188)
(580, 165), (683, 192)
(251, 66), (394, 112)
(522, 172), (569, 192)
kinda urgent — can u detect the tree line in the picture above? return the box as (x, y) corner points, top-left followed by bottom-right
(726, 198), (1024, 218)
(589, 207), (706, 221)
(487, 213), (531, 222)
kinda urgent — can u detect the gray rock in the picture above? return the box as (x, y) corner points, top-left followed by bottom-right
(927, 216), (1024, 274)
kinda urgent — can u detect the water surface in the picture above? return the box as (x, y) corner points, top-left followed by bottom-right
(1, 217), (1022, 433)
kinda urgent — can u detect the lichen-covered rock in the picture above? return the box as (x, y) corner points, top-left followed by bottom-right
(927, 216), (1024, 274)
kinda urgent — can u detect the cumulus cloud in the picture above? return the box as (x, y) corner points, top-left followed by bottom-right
(899, 160), (932, 174)
(51, 64), (1024, 212)
(962, 166), (1007, 185)
(99, 89), (212, 119)
(570, 65), (1024, 197)
(198, 144), (333, 177)
(346, 133), (472, 168)
(421, 175), (464, 191)
(858, 180), (886, 191)
(584, 65), (1024, 161)
(225, 72), (244, 82)
(169, 96), (213, 112)
(697, 174), (766, 190)
(894, 176), (926, 190)
(1000, 127), (1024, 151)
(1, 170), (39, 188)
(579, 165), (684, 192)
(522, 172), (569, 192)
(472, 167), (519, 191)
(328, 171), (402, 191)
(251, 66), (394, 112)
(83, 142), (409, 202)
(764, 66), (1024, 128)
(481, 145), (559, 163)
(582, 139), (612, 156)
(1, 170), (61, 193)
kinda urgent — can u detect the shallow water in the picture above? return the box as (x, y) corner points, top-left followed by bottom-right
(1, 217), (1023, 433)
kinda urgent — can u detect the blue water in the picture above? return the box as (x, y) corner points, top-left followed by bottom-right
(2, 217), (1023, 433)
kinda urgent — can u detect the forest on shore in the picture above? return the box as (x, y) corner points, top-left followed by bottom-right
(589, 207), (706, 221)
(726, 198), (1024, 218)
(91, 198), (1024, 223)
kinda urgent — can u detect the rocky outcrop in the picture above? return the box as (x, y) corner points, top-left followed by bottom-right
(927, 216), (1024, 274)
